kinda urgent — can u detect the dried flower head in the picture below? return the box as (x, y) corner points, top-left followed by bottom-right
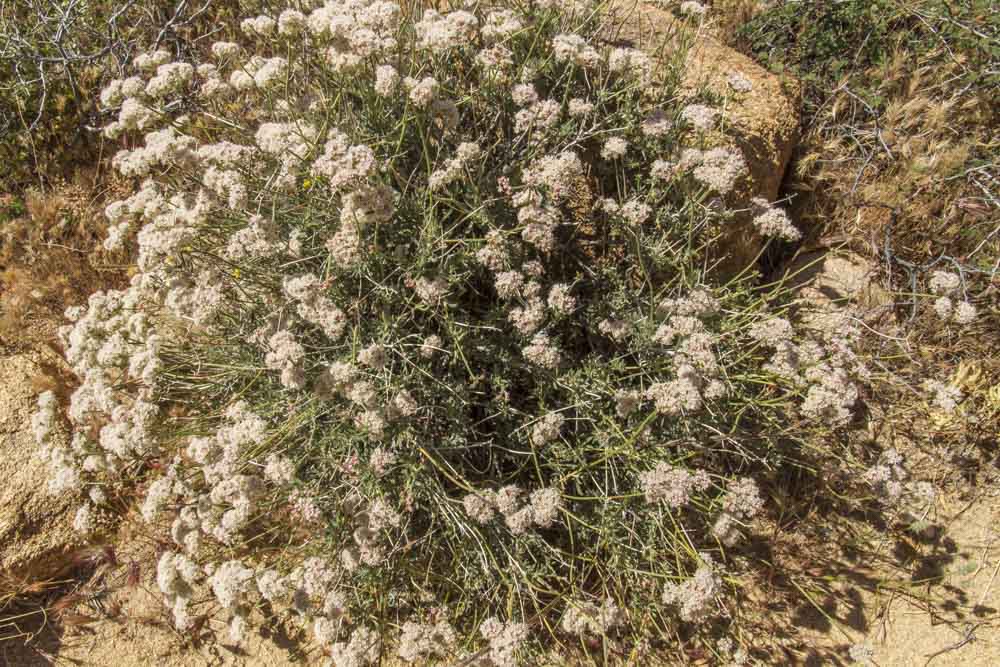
(639, 462), (711, 507)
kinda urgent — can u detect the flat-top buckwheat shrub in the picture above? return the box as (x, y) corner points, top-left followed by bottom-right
(36, 0), (870, 660)
(560, 596), (623, 637)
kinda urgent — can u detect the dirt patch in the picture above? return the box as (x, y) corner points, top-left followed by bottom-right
(3, 588), (316, 666)
(2, 506), (322, 666)
(862, 492), (1000, 666)
(795, 490), (1000, 667)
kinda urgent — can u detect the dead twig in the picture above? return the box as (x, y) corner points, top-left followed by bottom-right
(922, 622), (983, 665)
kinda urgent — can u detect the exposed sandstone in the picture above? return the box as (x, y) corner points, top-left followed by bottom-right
(0, 347), (83, 582)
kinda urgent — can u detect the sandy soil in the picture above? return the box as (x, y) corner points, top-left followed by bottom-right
(850, 492), (1000, 667)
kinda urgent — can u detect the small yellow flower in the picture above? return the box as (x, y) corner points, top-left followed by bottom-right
(232, 268), (242, 279)
(302, 178), (313, 190)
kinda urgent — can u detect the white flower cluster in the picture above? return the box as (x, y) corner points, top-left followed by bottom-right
(552, 33), (601, 68)
(283, 273), (347, 340)
(254, 120), (320, 189)
(112, 125), (197, 177)
(397, 620), (457, 662)
(415, 9), (478, 53)
(428, 142), (482, 191)
(330, 627), (380, 667)
(609, 47), (653, 83)
(727, 71), (753, 93)
(680, 103), (718, 131)
(31, 390), (59, 453)
(373, 64), (400, 96)
(711, 477), (764, 546)
(99, 75), (144, 108)
(103, 177), (211, 279)
(158, 550), (354, 645)
(225, 213), (283, 260)
(599, 318), (632, 342)
(522, 150), (583, 204)
(462, 485), (562, 534)
(133, 49), (171, 71)
(262, 330), (304, 390)
(521, 332), (562, 368)
(863, 448), (907, 504)
(639, 462), (711, 508)
(601, 136), (629, 160)
(750, 313), (867, 427)
(146, 62), (194, 98)
(211, 41), (241, 60)
(530, 411), (564, 446)
(928, 270), (976, 323)
(312, 129), (377, 191)
(924, 379), (962, 413)
(750, 197), (801, 242)
(341, 497), (401, 571)
(661, 553), (721, 622)
(241, 14), (276, 37)
(679, 1), (708, 17)
(315, 359), (420, 441)
(678, 146), (748, 195)
(646, 288), (727, 415)
(560, 597), (622, 636)
(73, 503), (97, 534)
(313, 0), (400, 68)
(513, 94), (562, 136)
(404, 75), (440, 108)
(158, 551), (203, 630)
(140, 403), (276, 553)
(463, 618), (530, 667)
(482, 9), (523, 43)
(34, 286), (162, 504)
(209, 560), (259, 641)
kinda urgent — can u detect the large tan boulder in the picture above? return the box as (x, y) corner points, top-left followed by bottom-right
(0, 347), (83, 582)
(612, 1), (803, 274)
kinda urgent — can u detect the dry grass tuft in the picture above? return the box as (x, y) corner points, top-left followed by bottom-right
(0, 172), (130, 348)
(710, 0), (766, 43)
